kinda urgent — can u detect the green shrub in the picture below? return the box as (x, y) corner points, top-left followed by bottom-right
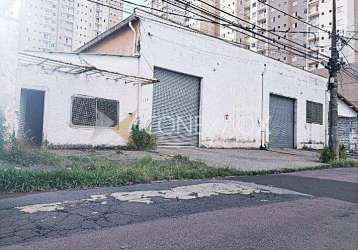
(339, 145), (347, 160)
(330, 159), (358, 168)
(127, 124), (156, 150)
(319, 145), (348, 163)
(319, 147), (335, 163)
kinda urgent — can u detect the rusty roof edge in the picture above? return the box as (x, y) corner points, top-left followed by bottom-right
(74, 15), (138, 53)
(338, 93), (358, 114)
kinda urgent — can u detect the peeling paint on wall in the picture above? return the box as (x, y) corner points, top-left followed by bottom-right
(113, 112), (136, 140)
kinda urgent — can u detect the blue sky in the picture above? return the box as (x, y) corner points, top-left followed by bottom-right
(123, 0), (147, 18)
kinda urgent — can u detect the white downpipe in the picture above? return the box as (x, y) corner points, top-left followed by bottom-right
(129, 21), (137, 56)
(129, 21), (140, 124)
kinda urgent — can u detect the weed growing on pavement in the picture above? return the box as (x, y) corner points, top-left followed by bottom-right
(0, 156), (241, 192)
(329, 159), (358, 168)
(319, 146), (347, 163)
(127, 124), (157, 150)
(0, 115), (63, 167)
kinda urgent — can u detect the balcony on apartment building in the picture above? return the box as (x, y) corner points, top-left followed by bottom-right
(257, 1), (267, 11)
(257, 10), (266, 22)
(244, 0), (250, 10)
(308, 7), (319, 18)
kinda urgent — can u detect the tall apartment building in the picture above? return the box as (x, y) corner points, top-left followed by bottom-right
(19, 0), (123, 52)
(266, 0), (308, 68)
(219, 1), (308, 68)
(306, 0), (358, 70)
(150, 0), (220, 37)
(149, 0), (358, 70)
(219, 0), (247, 44)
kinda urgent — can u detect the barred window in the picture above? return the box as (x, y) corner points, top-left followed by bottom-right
(71, 96), (119, 127)
(306, 101), (323, 125)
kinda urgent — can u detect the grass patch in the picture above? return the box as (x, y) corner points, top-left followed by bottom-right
(2, 155), (356, 193)
(0, 156), (242, 193)
(329, 159), (358, 168)
(0, 122), (357, 193)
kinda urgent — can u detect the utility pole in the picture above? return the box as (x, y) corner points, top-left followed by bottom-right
(327, 0), (340, 159)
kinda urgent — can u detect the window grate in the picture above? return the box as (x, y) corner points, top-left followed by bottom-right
(306, 101), (323, 125)
(71, 96), (118, 127)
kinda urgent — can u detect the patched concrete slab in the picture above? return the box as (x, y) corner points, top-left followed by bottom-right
(0, 180), (308, 247)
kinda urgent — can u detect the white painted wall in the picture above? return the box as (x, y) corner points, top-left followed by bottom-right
(14, 59), (140, 147)
(5, 16), (330, 149)
(0, 16), (19, 133)
(338, 99), (357, 118)
(137, 17), (328, 149)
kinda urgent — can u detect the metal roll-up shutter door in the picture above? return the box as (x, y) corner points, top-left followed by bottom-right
(152, 68), (200, 146)
(269, 94), (295, 148)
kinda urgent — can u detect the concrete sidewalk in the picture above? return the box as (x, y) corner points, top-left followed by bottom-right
(52, 147), (323, 171)
(156, 147), (323, 171)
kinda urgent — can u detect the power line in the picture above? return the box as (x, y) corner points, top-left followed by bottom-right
(83, 0), (327, 65)
(257, 0), (331, 35)
(162, 0), (328, 63)
(341, 68), (358, 86)
(88, 0), (328, 62)
(345, 42), (358, 55)
(339, 30), (358, 52)
(85, 0), (132, 14)
(193, 0), (329, 60)
(88, 0), (202, 20)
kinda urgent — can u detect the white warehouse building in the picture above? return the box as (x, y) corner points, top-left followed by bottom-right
(4, 13), (345, 150)
(73, 13), (329, 149)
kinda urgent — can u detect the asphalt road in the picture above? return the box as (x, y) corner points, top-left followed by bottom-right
(1, 168), (358, 250)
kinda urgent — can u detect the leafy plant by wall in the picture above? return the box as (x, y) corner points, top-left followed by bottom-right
(339, 145), (347, 160)
(127, 124), (156, 150)
(319, 147), (334, 163)
(319, 145), (347, 163)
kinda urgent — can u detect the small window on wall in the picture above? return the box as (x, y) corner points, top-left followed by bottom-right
(306, 101), (323, 124)
(71, 96), (119, 127)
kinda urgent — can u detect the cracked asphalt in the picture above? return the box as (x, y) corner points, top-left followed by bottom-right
(0, 180), (303, 247)
(1, 168), (358, 249)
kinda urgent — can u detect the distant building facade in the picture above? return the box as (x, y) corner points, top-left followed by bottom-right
(19, 0), (123, 52)
(149, 0), (358, 71)
(306, 0), (358, 70)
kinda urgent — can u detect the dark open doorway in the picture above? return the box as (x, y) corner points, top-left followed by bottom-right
(20, 89), (45, 146)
